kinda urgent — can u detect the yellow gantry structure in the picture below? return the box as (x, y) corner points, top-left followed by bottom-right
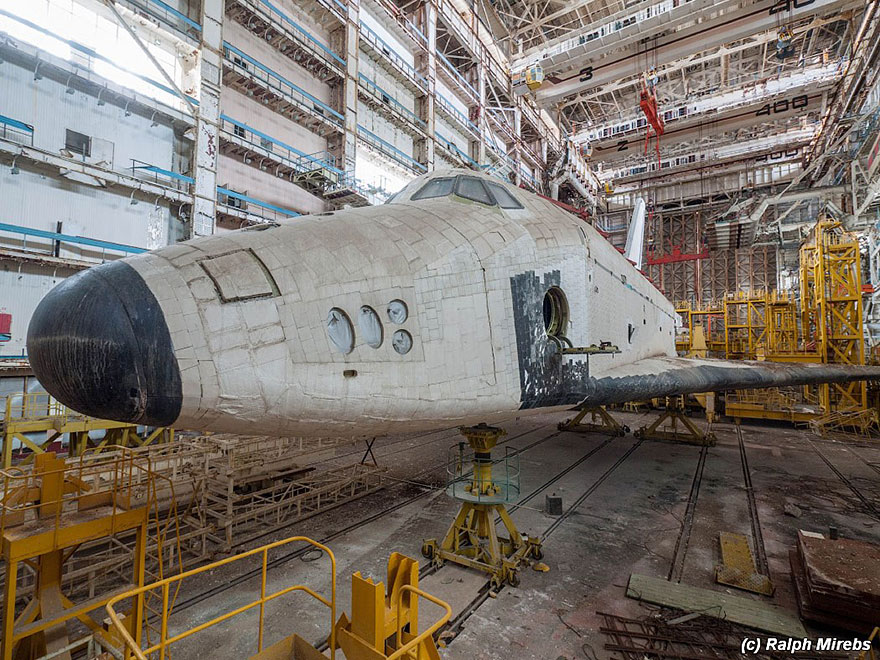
(2, 393), (173, 468)
(724, 291), (768, 360)
(673, 218), (873, 427)
(800, 219), (867, 411)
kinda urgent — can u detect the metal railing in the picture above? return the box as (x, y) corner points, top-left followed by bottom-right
(222, 42), (343, 125)
(358, 74), (426, 131)
(3, 392), (68, 425)
(106, 536), (337, 660)
(445, 443), (521, 505)
(359, 21), (428, 91)
(388, 585), (452, 660)
(218, 115), (343, 176)
(0, 114), (34, 146)
(236, 0), (345, 67)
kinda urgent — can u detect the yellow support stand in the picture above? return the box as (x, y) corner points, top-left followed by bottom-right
(421, 424), (542, 589)
(558, 406), (629, 435)
(634, 397), (716, 446)
(333, 553), (442, 660)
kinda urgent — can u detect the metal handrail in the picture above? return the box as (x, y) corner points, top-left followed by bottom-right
(105, 536), (336, 660)
(388, 585), (452, 660)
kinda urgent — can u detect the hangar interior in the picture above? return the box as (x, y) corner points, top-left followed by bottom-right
(0, 0), (879, 658)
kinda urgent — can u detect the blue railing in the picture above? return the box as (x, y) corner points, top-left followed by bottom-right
(434, 132), (477, 167)
(251, 0), (345, 67)
(358, 22), (427, 89)
(435, 93), (479, 137)
(437, 51), (478, 101)
(0, 114), (34, 146)
(128, 162), (301, 217)
(219, 115), (344, 174)
(223, 42), (343, 124)
(357, 125), (426, 171)
(218, 187), (300, 217)
(0, 10), (198, 110)
(139, 0), (202, 31)
(0, 221), (146, 255)
(357, 74), (425, 130)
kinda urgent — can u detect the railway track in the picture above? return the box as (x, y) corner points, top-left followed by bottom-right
(169, 419), (568, 614)
(440, 435), (646, 643)
(807, 438), (880, 521)
(666, 443), (708, 583)
(736, 425), (770, 577)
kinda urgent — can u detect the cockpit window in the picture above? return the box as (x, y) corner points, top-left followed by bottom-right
(487, 183), (524, 209)
(411, 177), (455, 200)
(454, 176), (494, 205)
(384, 191), (399, 204)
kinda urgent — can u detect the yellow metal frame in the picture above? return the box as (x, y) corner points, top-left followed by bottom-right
(1, 447), (182, 660)
(800, 220), (867, 412)
(422, 425), (542, 588)
(858, 627), (878, 660)
(2, 393), (174, 468)
(724, 291), (767, 360)
(388, 585), (451, 660)
(106, 535), (337, 660)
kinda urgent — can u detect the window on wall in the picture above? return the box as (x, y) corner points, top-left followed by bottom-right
(65, 129), (90, 157)
(233, 124), (246, 138)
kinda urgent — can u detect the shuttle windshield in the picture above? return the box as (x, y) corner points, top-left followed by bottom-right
(408, 175), (523, 209)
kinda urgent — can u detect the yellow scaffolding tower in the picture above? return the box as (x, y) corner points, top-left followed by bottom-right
(800, 219), (867, 412)
(724, 291), (768, 360)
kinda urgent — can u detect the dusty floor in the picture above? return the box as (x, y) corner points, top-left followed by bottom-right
(158, 409), (880, 659)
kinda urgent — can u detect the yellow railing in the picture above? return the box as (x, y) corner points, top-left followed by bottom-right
(0, 446), (166, 542)
(388, 584), (452, 660)
(3, 392), (70, 423)
(859, 627), (878, 660)
(105, 536), (337, 660)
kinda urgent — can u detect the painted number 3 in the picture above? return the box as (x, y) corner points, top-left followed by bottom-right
(755, 94), (808, 117)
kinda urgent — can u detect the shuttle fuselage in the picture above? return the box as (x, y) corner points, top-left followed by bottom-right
(28, 169), (676, 436)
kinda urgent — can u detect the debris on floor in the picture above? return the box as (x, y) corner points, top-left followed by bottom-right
(790, 530), (880, 634)
(625, 573), (807, 637)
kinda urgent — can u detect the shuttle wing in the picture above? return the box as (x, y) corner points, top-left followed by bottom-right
(579, 356), (880, 407)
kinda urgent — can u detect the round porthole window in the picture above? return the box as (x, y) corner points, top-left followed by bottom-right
(387, 299), (408, 324)
(359, 306), (383, 348)
(326, 308), (354, 354)
(543, 287), (569, 337)
(392, 329), (413, 355)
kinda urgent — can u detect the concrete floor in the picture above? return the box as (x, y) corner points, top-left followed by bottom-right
(159, 408), (880, 659)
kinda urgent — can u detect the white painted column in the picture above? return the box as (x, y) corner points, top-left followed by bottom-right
(192, 0), (222, 237)
(417, 0), (437, 171)
(342, 0), (360, 176)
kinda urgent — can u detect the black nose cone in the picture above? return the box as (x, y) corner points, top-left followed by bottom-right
(27, 260), (182, 426)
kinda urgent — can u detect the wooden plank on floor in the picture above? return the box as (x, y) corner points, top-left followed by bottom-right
(626, 573), (807, 637)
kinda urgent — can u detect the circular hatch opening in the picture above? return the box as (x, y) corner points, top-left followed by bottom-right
(543, 287), (569, 337)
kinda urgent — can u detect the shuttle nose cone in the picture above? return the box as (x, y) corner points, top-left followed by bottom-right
(27, 261), (182, 426)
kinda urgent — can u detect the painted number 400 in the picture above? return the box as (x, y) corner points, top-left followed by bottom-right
(769, 0), (814, 14)
(755, 95), (808, 117)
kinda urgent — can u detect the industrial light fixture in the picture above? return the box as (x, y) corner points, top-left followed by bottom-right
(10, 157), (19, 175)
(97, 89), (106, 106)
(150, 111), (158, 127)
(129, 191), (139, 205)
(124, 102), (132, 117)
(33, 62), (42, 81)
(65, 76), (75, 94)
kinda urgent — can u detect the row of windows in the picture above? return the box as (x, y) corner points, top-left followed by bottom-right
(326, 300), (413, 355)
(409, 175), (524, 209)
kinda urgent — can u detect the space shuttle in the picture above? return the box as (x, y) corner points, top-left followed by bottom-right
(26, 169), (880, 437)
